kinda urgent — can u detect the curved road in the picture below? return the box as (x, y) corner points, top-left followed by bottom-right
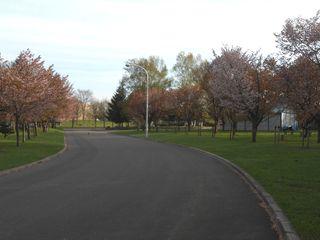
(0, 131), (277, 240)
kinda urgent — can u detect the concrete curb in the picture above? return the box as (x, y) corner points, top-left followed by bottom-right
(115, 133), (300, 240)
(0, 136), (68, 178)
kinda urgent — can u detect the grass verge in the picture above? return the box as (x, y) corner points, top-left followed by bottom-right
(115, 129), (320, 240)
(0, 128), (64, 171)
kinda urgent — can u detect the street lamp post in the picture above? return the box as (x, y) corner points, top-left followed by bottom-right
(126, 63), (149, 138)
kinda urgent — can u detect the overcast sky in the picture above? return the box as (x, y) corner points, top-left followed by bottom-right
(0, 0), (319, 99)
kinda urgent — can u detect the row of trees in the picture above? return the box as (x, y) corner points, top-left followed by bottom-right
(67, 86), (145, 130)
(67, 88), (127, 128)
(67, 89), (109, 128)
(111, 10), (320, 143)
(0, 50), (72, 146)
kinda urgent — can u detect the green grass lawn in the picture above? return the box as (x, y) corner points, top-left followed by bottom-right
(61, 120), (115, 128)
(0, 128), (64, 171)
(115, 129), (320, 240)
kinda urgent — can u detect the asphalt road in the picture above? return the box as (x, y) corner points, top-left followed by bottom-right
(0, 131), (277, 240)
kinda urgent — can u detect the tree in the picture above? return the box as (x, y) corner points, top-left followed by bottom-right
(0, 50), (72, 146)
(276, 10), (320, 143)
(147, 88), (169, 131)
(172, 51), (203, 87)
(123, 56), (171, 92)
(0, 50), (47, 146)
(62, 96), (80, 128)
(76, 89), (93, 121)
(127, 87), (168, 130)
(210, 47), (248, 139)
(90, 100), (100, 128)
(174, 85), (205, 132)
(0, 56), (7, 114)
(210, 47), (277, 142)
(90, 99), (108, 128)
(108, 84), (128, 126)
(98, 99), (109, 128)
(275, 10), (320, 66)
(277, 57), (320, 146)
(246, 56), (278, 142)
(38, 67), (72, 130)
(197, 60), (225, 136)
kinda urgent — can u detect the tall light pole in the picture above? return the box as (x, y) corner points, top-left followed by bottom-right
(126, 63), (149, 138)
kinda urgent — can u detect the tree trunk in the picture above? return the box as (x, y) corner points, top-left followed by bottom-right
(301, 129), (306, 148)
(317, 120), (320, 143)
(212, 123), (217, 138)
(252, 124), (258, 142)
(196, 122), (202, 136)
(277, 126), (281, 143)
(187, 121), (191, 132)
(103, 120), (106, 128)
(229, 121), (236, 140)
(232, 121), (237, 139)
(34, 122), (38, 137)
(307, 129), (310, 148)
(94, 119), (97, 128)
(229, 122), (233, 140)
(27, 123), (31, 140)
(15, 116), (20, 147)
(72, 119), (75, 128)
(155, 122), (159, 132)
(42, 122), (46, 133)
(22, 123), (25, 143)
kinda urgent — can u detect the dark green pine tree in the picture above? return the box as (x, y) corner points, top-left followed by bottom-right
(108, 85), (129, 125)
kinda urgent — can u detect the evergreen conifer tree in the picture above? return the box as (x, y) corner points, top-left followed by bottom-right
(108, 84), (128, 125)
